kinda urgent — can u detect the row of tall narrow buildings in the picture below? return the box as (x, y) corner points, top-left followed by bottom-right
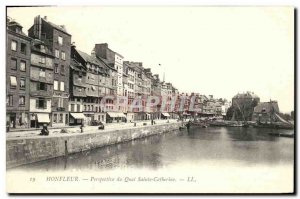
(6, 15), (229, 129)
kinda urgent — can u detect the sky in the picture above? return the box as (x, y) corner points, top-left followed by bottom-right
(7, 6), (294, 113)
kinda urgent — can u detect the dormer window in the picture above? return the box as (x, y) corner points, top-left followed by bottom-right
(40, 45), (45, 53)
(15, 27), (21, 34)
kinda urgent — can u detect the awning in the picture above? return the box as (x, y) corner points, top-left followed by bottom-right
(70, 113), (86, 119)
(183, 113), (191, 116)
(36, 113), (50, 123)
(10, 76), (17, 86)
(161, 112), (170, 117)
(107, 112), (126, 118)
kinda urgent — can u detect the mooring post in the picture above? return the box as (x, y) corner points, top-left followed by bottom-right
(64, 140), (68, 156)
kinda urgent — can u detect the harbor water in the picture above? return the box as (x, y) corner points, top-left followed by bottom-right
(8, 127), (294, 193)
(11, 127), (294, 171)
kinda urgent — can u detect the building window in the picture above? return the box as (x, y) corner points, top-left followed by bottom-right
(53, 114), (57, 123)
(37, 82), (47, 91)
(39, 57), (46, 64)
(60, 81), (65, 91)
(10, 76), (17, 88)
(58, 98), (64, 108)
(20, 61), (26, 71)
(20, 78), (25, 90)
(54, 80), (58, 90)
(58, 36), (63, 45)
(11, 40), (17, 51)
(59, 114), (63, 123)
(20, 43), (26, 54)
(36, 98), (47, 109)
(61, 65), (65, 75)
(54, 64), (59, 73)
(71, 104), (75, 112)
(61, 52), (66, 60)
(39, 69), (46, 77)
(11, 58), (17, 70)
(55, 49), (59, 58)
(77, 104), (80, 112)
(19, 96), (25, 106)
(7, 95), (13, 106)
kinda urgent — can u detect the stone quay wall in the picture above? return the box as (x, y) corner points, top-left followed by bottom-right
(7, 122), (181, 168)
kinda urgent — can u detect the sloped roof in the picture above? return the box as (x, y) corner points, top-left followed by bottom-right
(77, 50), (100, 66)
(96, 56), (116, 71)
(41, 18), (71, 36)
(254, 102), (279, 113)
(7, 20), (27, 37)
(70, 59), (86, 71)
(233, 92), (259, 99)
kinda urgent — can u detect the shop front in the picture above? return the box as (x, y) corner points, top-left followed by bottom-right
(30, 113), (50, 128)
(106, 112), (126, 123)
(161, 112), (170, 119)
(69, 112), (86, 126)
(6, 112), (29, 130)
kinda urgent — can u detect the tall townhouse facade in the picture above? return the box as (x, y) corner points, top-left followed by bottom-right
(6, 18), (31, 129)
(144, 68), (154, 119)
(29, 39), (54, 128)
(76, 50), (102, 124)
(132, 62), (145, 120)
(170, 85), (179, 119)
(94, 44), (126, 122)
(69, 45), (87, 125)
(28, 15), (71, 127)
(94, 43), (124, 97)
(151, 74), (162, 119)
(123, 62), (136, 122)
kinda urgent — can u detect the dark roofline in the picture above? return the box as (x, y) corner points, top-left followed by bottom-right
(96, 55), (117, 72)
(7, 29), (32, 41)
(41, 18), (71, 36)
(107, 47), (123, 58)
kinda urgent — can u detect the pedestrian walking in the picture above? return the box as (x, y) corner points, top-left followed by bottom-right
(80, 123), (84, 133)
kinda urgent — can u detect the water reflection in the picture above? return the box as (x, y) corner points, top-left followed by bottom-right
(10, 127), (294, 172)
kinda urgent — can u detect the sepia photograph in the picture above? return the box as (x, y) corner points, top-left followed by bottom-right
(5, 6), (294, 194)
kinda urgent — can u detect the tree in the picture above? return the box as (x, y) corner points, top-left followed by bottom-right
(291, 111), (294, 120)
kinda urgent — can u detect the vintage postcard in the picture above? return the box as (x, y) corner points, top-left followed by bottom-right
(5, 6), (294, 193)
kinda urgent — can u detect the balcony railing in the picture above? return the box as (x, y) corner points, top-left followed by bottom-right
(57, 107), (65, 111)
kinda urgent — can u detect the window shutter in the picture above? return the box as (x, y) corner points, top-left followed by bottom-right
(36, 99), (39, 108)
(37, 82), (40, 90)
(44, 100), (47, 109)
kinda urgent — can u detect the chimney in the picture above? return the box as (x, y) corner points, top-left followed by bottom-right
(44, 16), (47, 20)
(91, 49), (96, 57)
